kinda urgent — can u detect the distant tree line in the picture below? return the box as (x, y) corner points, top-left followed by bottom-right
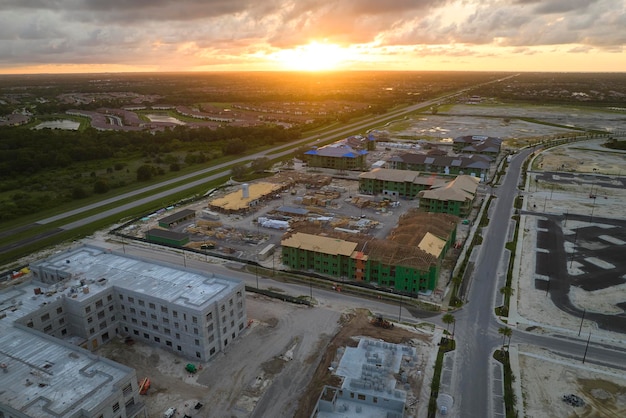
(0, 124), (299, 222)
(0, 124), (298, 179)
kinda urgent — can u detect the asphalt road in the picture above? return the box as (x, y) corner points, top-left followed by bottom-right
(449, 147), (533, 417)
(451, 145), (626, 417)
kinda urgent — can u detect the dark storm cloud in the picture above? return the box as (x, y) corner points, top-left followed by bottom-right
(515, 0), (601, 14)
(0, 0), (624, 70)
(1, 0), (283, 23)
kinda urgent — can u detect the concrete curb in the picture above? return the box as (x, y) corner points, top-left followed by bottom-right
(508, 344), (525, 417)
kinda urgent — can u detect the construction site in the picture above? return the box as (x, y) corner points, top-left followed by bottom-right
(114, 163), (475, 301)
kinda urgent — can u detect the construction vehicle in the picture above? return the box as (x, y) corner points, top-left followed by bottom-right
(138, 377), (150, 395)
(371, 315), (394, 329)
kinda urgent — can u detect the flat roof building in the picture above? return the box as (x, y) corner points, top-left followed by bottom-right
(1, 245), (247, 417)
(311, 337), (419, 418)
(0, 328), (143, 418)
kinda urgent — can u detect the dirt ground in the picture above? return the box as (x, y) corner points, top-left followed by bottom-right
(516, 139), (626, 338)
(294, 308), (433, 418)
(96, 296), (434, 418)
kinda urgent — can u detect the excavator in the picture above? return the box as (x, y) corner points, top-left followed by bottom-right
(370, 314), (394, 329)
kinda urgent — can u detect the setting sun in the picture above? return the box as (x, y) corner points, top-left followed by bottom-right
(273, 41), (348, 71)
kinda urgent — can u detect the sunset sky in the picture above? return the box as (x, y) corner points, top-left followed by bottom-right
(1, 0), (625, 74)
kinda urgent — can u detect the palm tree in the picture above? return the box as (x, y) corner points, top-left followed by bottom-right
(442, 313), (455, 337)
(499, 286), (514, 316)
(500, 286), (514, 301)
(498, 326), (513, 351)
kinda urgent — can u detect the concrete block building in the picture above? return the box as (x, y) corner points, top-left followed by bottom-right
(29, 245), (246, 361)
(311, 337), (419, 418)
(1, 245), (247, 418)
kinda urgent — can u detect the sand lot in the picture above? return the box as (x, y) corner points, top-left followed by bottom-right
(516, 139), (626, 337)
(98, 294), (342, 418)
(513, 139), (626, 417)
(518, 345), (626, 418)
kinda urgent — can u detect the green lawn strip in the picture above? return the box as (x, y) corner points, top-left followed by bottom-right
(494, 350), (517, 418)
(428, 337), (456, 418)
(0, 174), (228, 258)
(0, 160), (236, 230)
(0, 176), (229, 266)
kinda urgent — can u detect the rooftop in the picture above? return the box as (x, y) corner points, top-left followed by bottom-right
(209, 182), (283, 212)
(359, 168), (445, 186)
(30, 245), (240, 310)
(281, 233), (358, 257)
(305, 144), (368, 159)
(315, 337), (418, 418)
(283, 210), (458, 269)
(419, 175), (480, 202)
(0, 328), (134, 417)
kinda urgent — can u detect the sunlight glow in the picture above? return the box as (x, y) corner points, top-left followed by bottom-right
(273, 41), (348, 71)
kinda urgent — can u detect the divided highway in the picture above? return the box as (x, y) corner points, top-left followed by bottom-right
(2, 74), (517, 255)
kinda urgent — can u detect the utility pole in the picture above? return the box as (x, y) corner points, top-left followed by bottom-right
(582, 331), (592, 364)
(590, 196), (597, 222)
(570, 229), (578, 270)
(578, 308), (586, 337)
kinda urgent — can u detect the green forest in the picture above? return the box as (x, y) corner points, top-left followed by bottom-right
(0, 124), (299, 222)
